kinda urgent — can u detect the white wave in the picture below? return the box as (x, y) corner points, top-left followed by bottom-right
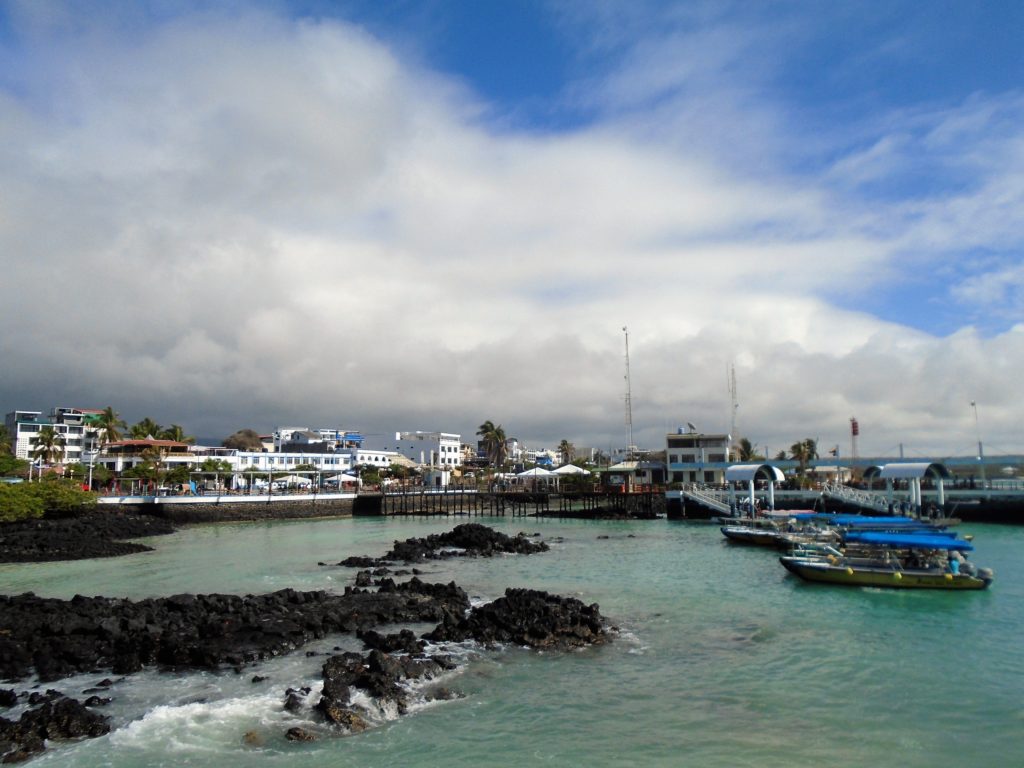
(109, 687), (316, 754)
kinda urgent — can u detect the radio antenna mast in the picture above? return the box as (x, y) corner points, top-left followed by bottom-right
(728, 364), (739, 438)
(623, 326), (634, 460)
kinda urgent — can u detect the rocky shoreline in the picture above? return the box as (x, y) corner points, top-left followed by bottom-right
(0, 512), (176, 563)
(0, 524), (611, 762)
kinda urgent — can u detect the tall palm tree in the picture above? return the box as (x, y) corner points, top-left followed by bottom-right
(31, 426), (66, 466)
(558, 439), (575, 465)
(789, 438), (818, 478)
(476, 421), (508, 467)
(94, 406), (126, 445)
(139, 444), (168, 487)
(736, 437), (757, 462)
(130, 417), (163, 440)
(160, 424), (195, 444)
(0, 424), (12, 456)
(477, 421), (496, 462)
(493, 425), (508, 466)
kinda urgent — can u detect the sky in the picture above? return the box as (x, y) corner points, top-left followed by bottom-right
(1, 0), (1022, 459)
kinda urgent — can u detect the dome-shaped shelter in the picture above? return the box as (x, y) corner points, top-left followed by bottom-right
(725, 463), (786, 512)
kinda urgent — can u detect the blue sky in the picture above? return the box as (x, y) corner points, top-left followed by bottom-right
(314, 0), (1024, 336)
(0, 0), (1021, 454)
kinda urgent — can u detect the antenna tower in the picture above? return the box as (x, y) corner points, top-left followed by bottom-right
(728, 363), (739, 442)
(623, 326), (634, 460)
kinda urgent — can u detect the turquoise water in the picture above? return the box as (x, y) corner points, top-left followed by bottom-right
(3, 517), (1023, 767)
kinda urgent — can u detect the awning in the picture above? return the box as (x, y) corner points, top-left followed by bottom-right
(844, 531), (973, 551)
(876, 463), (951, 480)
(724, 464), (785, 483)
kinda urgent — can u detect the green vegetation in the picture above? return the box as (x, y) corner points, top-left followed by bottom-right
(0, 478), (98, 522)
(789, 438), (818, 485)
(160, 424), (195, 444)
(0, 454), (29, 477)
(198, 458), (233, 473)
(129, 417), (163, 440)
(735, 437), (764, 462)
(95, 406), (126, 444)
(356, 464), (382, 486)
(222, 429), (264, 451)
(476, 420), (508, 467)
(31, 426), (66, 465)
(558, 439), (575, 465)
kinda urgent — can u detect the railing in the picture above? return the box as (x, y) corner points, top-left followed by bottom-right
(821, 482), (892, 513)
(679, 483), (732, 515)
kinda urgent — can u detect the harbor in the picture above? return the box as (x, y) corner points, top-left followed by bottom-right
(2, 515), (1021, 767)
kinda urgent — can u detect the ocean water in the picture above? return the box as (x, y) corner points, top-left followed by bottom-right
(3, 516), (1023, 768)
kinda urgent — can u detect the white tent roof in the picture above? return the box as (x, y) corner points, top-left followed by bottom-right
(277, 474), (312, 484)
(323, 473), (361, 483)
(517, 467), (554, 477)
(877, 462), (951, 480)
(553, 464), (591, 475)
(724, 464), (786, 482)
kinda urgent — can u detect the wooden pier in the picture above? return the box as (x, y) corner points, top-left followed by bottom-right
(361, 489), (666, 518)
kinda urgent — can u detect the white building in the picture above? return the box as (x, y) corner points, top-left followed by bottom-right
(272, 427), (364, 452)
(666, 428), (732, 484)
(4, 407), (103, 464)
(362, 431), (463, 469)
(354, 449), (409, 470)
(232, 450), (355, 474)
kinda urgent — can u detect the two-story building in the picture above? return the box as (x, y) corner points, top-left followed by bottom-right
(361, 431), (463, 469)
(666, 428), (732, 484)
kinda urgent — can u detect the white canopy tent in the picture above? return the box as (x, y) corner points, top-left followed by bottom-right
(517, 467), (554, 477)
(323, 473), (362, 486)
(276, 474), (312, 487)
(552, 464), (591, 475)
(516, 466), (556, 488)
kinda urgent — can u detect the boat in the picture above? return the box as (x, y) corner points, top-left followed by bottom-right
(721, 520), (840, 550)
(779, 531), (994, 590)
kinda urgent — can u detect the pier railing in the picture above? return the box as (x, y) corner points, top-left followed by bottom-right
(821, 482), (892, 513)
(678, 484), (732, 515)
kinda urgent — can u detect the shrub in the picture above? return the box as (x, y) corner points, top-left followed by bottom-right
(0, 479), (99, 521)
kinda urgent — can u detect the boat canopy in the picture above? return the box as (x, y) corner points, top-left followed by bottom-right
(791, 513), (919, 525)
(844, 532), (973, 551)
(724, 464), (785, 483)
(875, 462), (951, 480)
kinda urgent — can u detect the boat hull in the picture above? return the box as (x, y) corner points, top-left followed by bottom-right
(720, 526), (786, 547)
(779, 557), (992, 590)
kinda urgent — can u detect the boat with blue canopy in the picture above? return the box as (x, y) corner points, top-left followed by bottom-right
(779, 530), (993, 590)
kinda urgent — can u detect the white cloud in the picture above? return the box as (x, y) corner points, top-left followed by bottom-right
(1, 5), (1022, 458)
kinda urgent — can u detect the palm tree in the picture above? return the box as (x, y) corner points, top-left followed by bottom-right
(736, 437), (757, 462)
(139, 444), (168, 487)
(558, 439), (575, 465)
(130, 417), (163, 440)
(160, 424), (195, 444)
(476, 421), (508, 467)
(476, 421), (495, 462)
(94, 406), (126, 444)
(31, 426), (66, 466)
(0, 424), (12, 456)
(789, 438), (818, 480)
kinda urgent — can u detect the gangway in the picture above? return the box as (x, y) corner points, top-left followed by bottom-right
(679, 484), (732, 515)
(821, 482), (892, 514)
